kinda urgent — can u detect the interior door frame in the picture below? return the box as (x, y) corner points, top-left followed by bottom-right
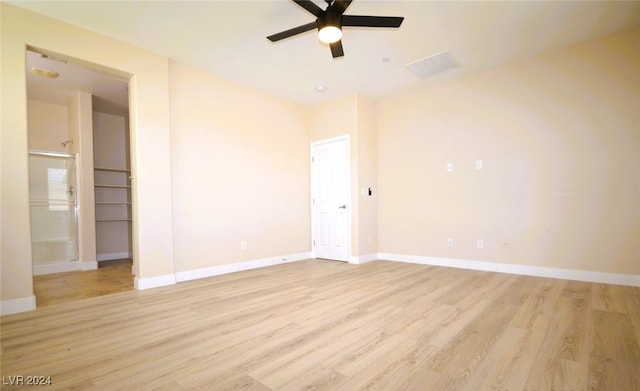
(310, 135), (351, 262)
(25, 47), (134, 279)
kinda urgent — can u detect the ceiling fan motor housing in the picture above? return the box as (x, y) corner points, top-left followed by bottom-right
(318, 7), (343, 31)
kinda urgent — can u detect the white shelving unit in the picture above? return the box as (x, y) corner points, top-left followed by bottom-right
(93, 111), (132, 262)
(94, 167), (132, 223)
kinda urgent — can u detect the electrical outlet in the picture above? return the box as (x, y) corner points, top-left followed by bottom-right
(240, 241), (247, 250)
(447, 163), (453, 172)
(447, 238), (454, 247)
(476, 239), (484, 249)
(475, 160), (483, 170)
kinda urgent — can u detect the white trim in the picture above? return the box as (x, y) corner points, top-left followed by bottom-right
(97, 252), (132, 261)
(134, 274), (176, 290)
(82, 261), (98, 271)
(1, 295), (36, 316)
(28, 150), (76, 158)
(310, 134), (352, 146)
(175, 252), (311, 282)
(33, 261), (81, 275)
(33, 260), (101, 274)
(349, 253), (378, 265)
(310, 135), (351, 262)
(378, 253), (640, 287)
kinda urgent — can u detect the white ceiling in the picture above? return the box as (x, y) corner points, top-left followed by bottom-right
(26, 49), (129, 111)
(15, 1), (640, 107)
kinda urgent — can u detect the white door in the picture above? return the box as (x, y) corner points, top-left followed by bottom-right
(311, 137), (350, 261)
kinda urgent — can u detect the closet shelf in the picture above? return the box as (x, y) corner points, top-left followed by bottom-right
(95, 167), (132, 223)
(95, 184), (131, 189)
(94, 167), (131, 173)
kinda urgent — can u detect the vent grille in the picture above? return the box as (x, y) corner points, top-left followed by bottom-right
(406, 51), (460, 79)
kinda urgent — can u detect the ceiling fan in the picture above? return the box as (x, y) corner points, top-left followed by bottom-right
(267, 0), (404, 58)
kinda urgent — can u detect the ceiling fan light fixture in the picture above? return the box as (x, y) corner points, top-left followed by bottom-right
(318, 25), (342, 44)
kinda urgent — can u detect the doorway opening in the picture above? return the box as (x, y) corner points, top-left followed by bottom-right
(310, 135), (351, 262)
(26, 47), (134, 306)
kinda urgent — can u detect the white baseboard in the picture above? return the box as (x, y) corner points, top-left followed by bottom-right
(82, 261), (98, 271)
(1, 295), (36, 316)
(134, 274), (176, 290)
(175, 252), (311, 283)
(378, 253), (640, 287)
(33, 261), (81, 275)
(349, 253), (378, 265)
(97, 252), (132, 262)
(33, 260), (98, 275)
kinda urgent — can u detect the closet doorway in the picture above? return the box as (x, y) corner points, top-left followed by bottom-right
(26, 47), (134, 306)
(93, 108), (133, 264)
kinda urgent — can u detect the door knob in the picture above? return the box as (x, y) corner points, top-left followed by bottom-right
(338, 205), (347, 209)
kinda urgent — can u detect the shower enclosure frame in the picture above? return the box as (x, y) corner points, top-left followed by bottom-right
(28, 150), (81, 275)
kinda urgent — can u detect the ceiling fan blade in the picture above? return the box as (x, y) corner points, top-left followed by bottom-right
(293, 0), (323, 17)
(342, 15), (404, 28)
(332, 0), (353, 14)
(330, 40), (344, 58)
(267, 21), (317, 42)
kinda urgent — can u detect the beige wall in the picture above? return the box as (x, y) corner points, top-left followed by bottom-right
(27, 99), (69, 153)
(93, 111), (129, 170)
(356, 96), (378, 257)
(377, 29), (640, 275)
(1, 3), (174, 307)
(169, 61), (310, 271)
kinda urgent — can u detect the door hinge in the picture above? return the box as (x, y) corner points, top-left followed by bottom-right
(313, 240), (315, 246)
(311, 156), (314, 163)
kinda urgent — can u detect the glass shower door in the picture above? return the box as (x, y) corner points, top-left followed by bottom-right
(29, 153), (79, 265)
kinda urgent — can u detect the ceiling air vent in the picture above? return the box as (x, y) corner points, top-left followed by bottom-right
(406, 51), (460, 79)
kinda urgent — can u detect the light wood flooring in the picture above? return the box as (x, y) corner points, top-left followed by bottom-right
(32, 259), (134, 307)
(2, 260), (639, 390)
